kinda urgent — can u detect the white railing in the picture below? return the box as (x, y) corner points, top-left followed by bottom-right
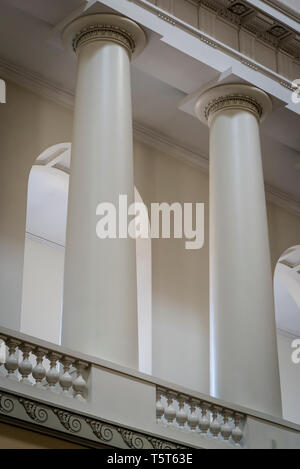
(0, 333), (89, 401)
(156, 386), (245, 447)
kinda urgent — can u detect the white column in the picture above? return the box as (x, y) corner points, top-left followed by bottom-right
(61, 15), (146, 368)
(195, 84), (282, 417)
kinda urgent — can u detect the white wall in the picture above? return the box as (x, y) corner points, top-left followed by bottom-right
(0, 80), (73, 330)
(277, 332), (300, 424)
(134, 139), (210, 393)
(21, 236), (64, 344)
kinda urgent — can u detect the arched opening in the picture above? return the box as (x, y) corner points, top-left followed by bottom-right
(274, 245), (300, 424)
(21, 144), (152, 374)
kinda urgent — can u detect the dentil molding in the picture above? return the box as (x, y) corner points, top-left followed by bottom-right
(129, 0), (299, 87)
(0, 56), (299, 217)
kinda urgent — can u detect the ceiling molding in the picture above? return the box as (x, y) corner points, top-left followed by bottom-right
(265, 184), (300, 216)
(262, 0), (300, 23)
(0, 56), (299, 217)
(128, 0), (298, 90)
(133, 121), (209, 172)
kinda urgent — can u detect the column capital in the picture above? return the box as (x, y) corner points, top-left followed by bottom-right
(195, 83), (272, 126)
(62, 13), (146, 59)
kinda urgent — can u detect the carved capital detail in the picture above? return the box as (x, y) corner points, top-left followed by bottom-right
(204, 94), (263, 121)
(72, 24), (136, 55)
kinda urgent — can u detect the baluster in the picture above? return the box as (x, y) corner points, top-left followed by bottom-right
(221, 409), (233, 441)
(4, 339), (20, 380)
(59, 356), (75, 396)
(188, 399), (199, 431)
(176, 395), (188, 428)
(32, 348), (47, 388)
(73, 361), (88, 401)
(19, 343), (33, 384)
(164, 391), (176, 425)
(232, 413), (244, 447)
(0, 335), (7, 376)
(199, 401), (211, 435)
(156, 388), (165, 422)
(210, 406), (222, 438)
(46, 352), (61, 391)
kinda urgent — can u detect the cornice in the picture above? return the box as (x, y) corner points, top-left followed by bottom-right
(199, 0), (300, 57)
(0, 57), (299, 217)
(0, 388), (188, 449)
(129, 0), (298, 88)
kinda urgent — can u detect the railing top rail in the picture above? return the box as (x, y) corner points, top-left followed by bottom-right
(1, 324), (300, 433)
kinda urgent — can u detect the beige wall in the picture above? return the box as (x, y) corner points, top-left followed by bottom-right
(0, 80), (300, 399)
(0, 422), (85, 449)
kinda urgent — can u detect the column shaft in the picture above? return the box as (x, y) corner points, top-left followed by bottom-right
(196, 85), (282, 417)
(61, 15), (146, 368)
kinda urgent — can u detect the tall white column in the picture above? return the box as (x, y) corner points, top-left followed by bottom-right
(61, 14), (146, 368)
(195, 84), (282, 417)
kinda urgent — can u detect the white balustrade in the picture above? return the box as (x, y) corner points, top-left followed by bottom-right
(0, 333), (90, 400)
(156, 386), (246, 447)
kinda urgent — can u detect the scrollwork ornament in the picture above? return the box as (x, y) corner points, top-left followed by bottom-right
(86, 419), (114, 443)
(19, 399), (48, 423)
(117, 428), (145, 449)
(147, 437), (174, 450)
(0, 394), (14, 413)
(53, 409), (82, 433)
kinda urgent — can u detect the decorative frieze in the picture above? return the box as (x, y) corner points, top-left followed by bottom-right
(149, 0), (300, 83)
(19, 399), (48, 423)
(0, 390), (188, 449)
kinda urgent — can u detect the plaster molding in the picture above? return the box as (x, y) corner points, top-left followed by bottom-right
(195, 83), (272, 125)
(262, 1), (300, 23)
(0, 57), (299, 217)
(128, 0), (299, 86)
(72, 24), (136, 55)
(62, 13), (147, 60)
(0, 389), (188, 449)
(199, 0), (300, 57)
(204, 93), (263, 121)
